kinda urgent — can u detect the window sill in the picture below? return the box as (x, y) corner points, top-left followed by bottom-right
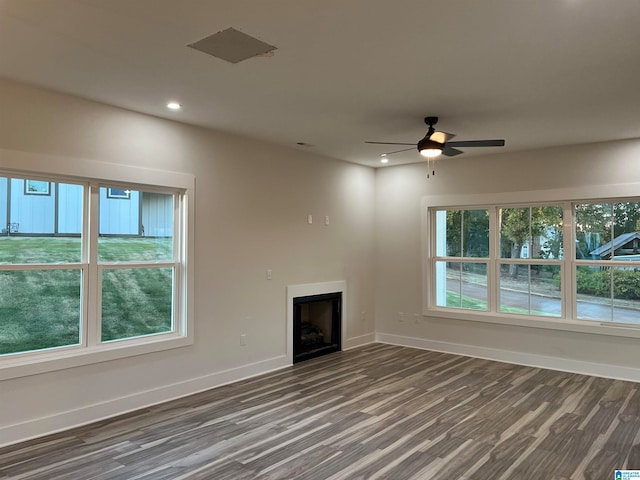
(0, 333), (193, 381)
(423, 308), (640, 339)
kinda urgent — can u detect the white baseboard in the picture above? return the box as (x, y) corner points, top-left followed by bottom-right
(376, 332), (640, 383)
(2, 334), (377, 448)
(1, 355), (290, 448)
(343, 333), (376, 350)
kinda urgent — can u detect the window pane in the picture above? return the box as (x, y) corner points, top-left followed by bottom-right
(461, 263), (488, 310)
(462, 210), (489, 257)
(500, 264), (561, 316)
(530, 264), (561, 316)
(611, 202), (640, 261)
(101, 267), (173, 342)
(437, 261), (461, 307)
(0, 269), (81, 354)
(500, 208), (530, 259)
(436, 209), (489, 258)
(612, 267), (640, 325)
(447, 210), (462, 257)
(436, 261), (487, 310)
(500, 263), (529, 313)
(580, 266), (640, 324)
(98, 188), (173, 262)
(501, 206), (563, 260)
(575, 203), (612, 260)
(0, 176), (83, 263)
(533, 206), (563, 260)
(576, 265), (611, 320)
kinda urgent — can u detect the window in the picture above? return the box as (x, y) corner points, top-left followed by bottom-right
(24, 179), (50, 195)
(575, 201), (640, 324)
(0, 170), (191, 376)
(99, 186), (175, 342)
(1, 175), (83, 356)
(433, 209), (489, 310)
(427, 198), (640, 331)
(106, 187), (131, 199)
(498, 206), (563, 317)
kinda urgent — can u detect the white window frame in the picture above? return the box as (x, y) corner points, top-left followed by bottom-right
(422, 184), (640, 340)
(0, 150), (194, 380)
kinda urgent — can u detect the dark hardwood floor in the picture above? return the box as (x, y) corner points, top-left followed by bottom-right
(1, 343), (639, 479)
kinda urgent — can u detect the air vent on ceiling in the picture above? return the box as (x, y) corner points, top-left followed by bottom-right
(187, 27), (277, 64)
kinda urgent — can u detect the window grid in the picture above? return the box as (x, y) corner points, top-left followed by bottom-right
(0, 174), (185, 359)
(428, 200), (640, 325)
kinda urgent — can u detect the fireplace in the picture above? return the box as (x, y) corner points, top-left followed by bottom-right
(293, 292), (341, 363)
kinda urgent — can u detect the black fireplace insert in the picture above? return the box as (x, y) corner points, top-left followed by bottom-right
(293, 292), (341, 363)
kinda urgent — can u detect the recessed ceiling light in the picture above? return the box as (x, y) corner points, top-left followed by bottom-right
(380, 157), (389, 164)
(167, 102), (182, 110)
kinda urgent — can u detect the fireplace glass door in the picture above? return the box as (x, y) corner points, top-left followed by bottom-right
(293, 292), (341, 363)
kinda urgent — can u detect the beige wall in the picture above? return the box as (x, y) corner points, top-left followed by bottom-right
(0, 78), (376, 444)
(375, 138), (640, 374)
(3, 74), (640, 446)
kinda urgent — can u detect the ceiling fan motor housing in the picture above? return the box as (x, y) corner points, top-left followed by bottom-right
(424, 116), (439, 126)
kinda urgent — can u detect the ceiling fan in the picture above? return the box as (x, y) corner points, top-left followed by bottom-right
(366, 116), (505, 176)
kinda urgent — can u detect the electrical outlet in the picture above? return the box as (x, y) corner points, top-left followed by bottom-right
(398, 312), (405, 322)
(240, 333), (247, 346)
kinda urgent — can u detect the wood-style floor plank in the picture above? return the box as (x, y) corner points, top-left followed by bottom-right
(2, 343), (640, 479)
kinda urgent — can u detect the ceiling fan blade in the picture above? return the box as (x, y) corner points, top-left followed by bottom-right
(383, 147), (417, 155)
(430, 131), (456, 144)
(443, 147), (464, 157)
(445, 139), (505, 148)
(365, 141), (416, 146)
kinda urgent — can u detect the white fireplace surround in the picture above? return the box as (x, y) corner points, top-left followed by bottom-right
(286, 280), (347, 365)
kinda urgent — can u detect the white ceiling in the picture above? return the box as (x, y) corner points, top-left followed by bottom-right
(1, 0), (640, 168)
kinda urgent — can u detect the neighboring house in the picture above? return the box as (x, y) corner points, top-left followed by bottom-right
(589, 232), (640, 261)
(0, 178), (172, 237)
(520, 231), (562, 260)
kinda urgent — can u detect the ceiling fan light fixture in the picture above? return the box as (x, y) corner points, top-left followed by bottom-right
(420, 148), (442, 158)
(417, 138), (443, 158)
